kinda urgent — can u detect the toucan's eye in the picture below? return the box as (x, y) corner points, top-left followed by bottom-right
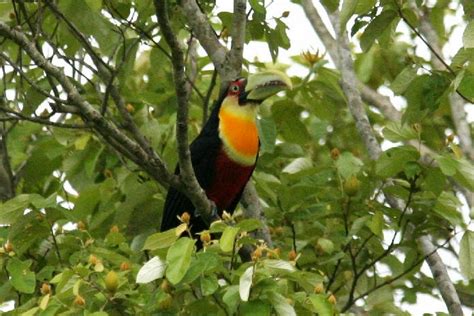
(231, 85), (240, 92)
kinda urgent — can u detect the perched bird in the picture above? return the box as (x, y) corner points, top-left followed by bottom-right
(161, 71), (292, 235)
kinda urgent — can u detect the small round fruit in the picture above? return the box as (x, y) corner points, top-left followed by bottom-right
(200, 231), (211, 244)
(328, 294), (336, 304)
(105, 271), (118, 293)
(40, 283), (51, 295)
(314, 283), (324, 294)
(343, 176), (360, 196)
(180, 212), (191, 224)
(288, 249), (297, 261)
(120, 262), (131, 271)
(74, 294), (85, 306)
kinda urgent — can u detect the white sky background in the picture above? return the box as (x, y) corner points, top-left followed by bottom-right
(212, 0), (473, 314)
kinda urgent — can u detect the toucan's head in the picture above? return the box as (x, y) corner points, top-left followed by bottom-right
(217, 70), (292, 165)
(224, 70), (292, 106)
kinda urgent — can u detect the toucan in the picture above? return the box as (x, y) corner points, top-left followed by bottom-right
(160, 71), (292, 235)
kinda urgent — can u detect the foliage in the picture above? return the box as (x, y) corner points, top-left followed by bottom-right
(0, 0), (473, 314)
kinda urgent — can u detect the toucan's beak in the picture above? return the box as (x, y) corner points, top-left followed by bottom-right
(244, 70), (292, 102)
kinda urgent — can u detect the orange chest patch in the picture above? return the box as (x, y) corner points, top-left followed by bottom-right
(218, 108), (259, 159)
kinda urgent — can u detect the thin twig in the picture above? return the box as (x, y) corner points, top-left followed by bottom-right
(47, 219), (63, 266)
(345, 236), (453, 310)
(0, 108), (88, 129)
(393, 0), (473, 104)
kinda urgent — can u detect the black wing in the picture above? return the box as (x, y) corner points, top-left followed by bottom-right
(160, 105), (222, 232)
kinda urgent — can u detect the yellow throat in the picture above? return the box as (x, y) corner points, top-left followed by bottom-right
(218, 96), (259, 166)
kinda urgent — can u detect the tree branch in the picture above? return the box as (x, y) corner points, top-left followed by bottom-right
(224, 0), (247, 81)
(417, 235), (464, 316)
(0, 123), (14, 201)
(179, 0), (227, 76)
(333, 14), (382, 161)
(301, 0), (402, 123)
(241, 182), (273, 247)
(0, 21), (178, 191)
(301, 0), (339, 66)
(0, 52), (79, 114)
(0, 109), (89, 129)
(155, 0), (216, 222)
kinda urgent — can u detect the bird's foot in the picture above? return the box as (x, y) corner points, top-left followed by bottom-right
(209, 204), (220, 222)
(195, 202), (220, 224)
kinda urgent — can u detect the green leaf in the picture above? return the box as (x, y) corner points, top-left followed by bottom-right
(283, 157), (313, 174)
(451, 48), (474, 70)
(391, 65), (419, 95)
(258, 116), (277, 154)
(275, 20), (290, 49)
(335, 152), (364, 179)
(433, 192), (463, 226)
(236, 218), (262, 232)
(142, 229), (178, 250)
(437, 155), (474, 191)
(181, 252), (221, 283)
(220, 226), (240, 252)
(223, 285), (240, 313)
(308, 294), (334, 316)
(421, 167), (446, 195)
(200, 274), (219, 296)
(349, 215), (370, 236)
(462, 0), (474, 19)
(454, 159), (474, 191)
(360, 10), (398, 52)
(84, 0), (102, 12)
(240, 300), (271, 315)
(0, 194), (45, 225)
(367, 210), (384, 238)
(7, 258), (36, 294)
(376, 146), (420, 178)
(272, 100), (310, 144)
(263, 259), (296, 272)
(317, 238), (335, 254)
(463, 21), (474, 48)
(422, 72), (451, 112)
(321, 0), (339, 12)
(401, 8), (419, 27)
(249, 0), (265, 14)
(435, 155), (457, 176)
(166, 237), (195, 284)
(267, 292), (296, 316)
(136, 256), (166, 283)
(73, 184), (101, 220)
(25, 78), (51, 112)
(340, 0), (358, 32)
(458, 74), (474, 101)
(239, 266), (254, 302)
(383, 122), (418, 142)
(459, 230), (474, 280)
(0, 2), (14, 22)
(356, 46), (375, 82)
(355, 0), (376, 14)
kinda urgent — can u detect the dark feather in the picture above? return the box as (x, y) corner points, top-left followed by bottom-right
(160, 98), (222, 233)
